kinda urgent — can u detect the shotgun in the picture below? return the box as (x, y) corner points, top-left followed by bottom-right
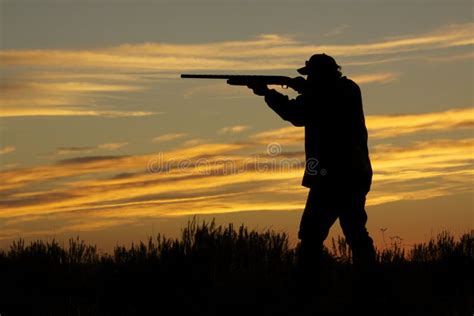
(181, 74), (305, 90)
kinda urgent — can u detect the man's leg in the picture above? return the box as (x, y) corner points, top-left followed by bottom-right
(338, 192), (376, 265)
(297, 188), (338, 273)
(338, 191), (381, 315)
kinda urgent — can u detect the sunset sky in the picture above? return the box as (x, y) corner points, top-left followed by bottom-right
(0, 0), (472, 251)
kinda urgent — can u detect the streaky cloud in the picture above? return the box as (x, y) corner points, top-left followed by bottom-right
(0, 146), (16, 155)
(58, 155), (130, 165)
(152, 133), (188, 143)
(219, 125), (250, 134)
(0, 23), (471, 71)
(251, 107), (474, 145)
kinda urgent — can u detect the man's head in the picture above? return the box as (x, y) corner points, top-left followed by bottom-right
(297, 54), (342, 80)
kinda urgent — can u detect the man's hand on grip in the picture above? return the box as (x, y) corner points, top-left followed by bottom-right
(246, 83), (269, 96)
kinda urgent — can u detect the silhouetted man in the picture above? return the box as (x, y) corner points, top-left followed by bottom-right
(245, 54), (376, 273)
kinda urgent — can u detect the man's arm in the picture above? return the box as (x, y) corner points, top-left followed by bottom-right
(248, 84), (307, 127)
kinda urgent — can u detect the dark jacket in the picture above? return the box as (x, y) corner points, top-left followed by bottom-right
(264, 76), (372, 193)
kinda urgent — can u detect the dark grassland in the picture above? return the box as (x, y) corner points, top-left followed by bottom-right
(1, 219), (472, 316)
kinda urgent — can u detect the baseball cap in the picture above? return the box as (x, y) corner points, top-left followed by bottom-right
(297, 53), (340, 75)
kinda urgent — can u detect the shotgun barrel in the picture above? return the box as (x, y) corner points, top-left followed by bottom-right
(181, 74), (293, 87)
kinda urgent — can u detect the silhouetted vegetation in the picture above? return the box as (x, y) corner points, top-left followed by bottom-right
(0, 219), (472, 316)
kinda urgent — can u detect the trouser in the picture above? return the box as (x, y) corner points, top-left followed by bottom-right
(298, 186), (375, 264)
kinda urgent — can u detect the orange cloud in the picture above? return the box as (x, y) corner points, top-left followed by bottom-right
(251, 107), (474, 145)
(56, 143), (128, 155)
(367, 107), (474, 138)
(0, 102), (472, 240)
(0, 108), (156, 118)
(351, 72), (399, 84)
(27, 82), (143, 93)
(97, 143), (129, 150)
(0, 146), (15, 155)
(1, 23), (471, 71)
(0, 142), (252, 192)
(368, 139), (474, 205)
(0, 132), (471, 221)
(0, 79), (154, 118)
(2, 23), (470, 118)
(219, 125), (250, 134)
(152, 133), (188, 143)
(182, 139), (208, 146)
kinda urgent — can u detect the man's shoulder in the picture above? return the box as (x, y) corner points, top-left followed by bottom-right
(340, 76), (361, 94)
(341, 76), (359, 87)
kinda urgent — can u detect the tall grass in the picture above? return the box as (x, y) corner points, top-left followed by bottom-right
(0, 219), (472, 316)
